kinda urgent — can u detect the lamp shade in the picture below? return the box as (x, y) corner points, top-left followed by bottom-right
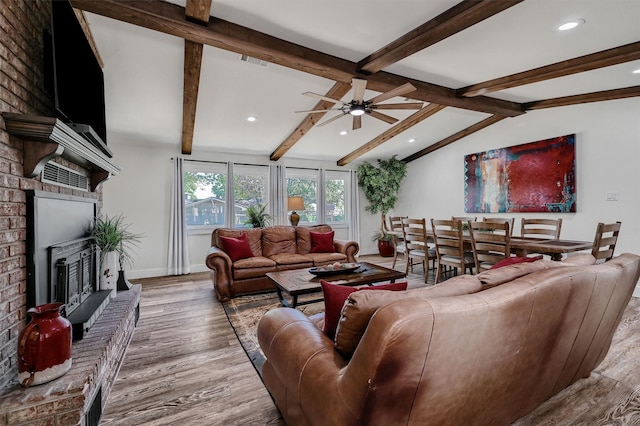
(287, 196), (305, 211)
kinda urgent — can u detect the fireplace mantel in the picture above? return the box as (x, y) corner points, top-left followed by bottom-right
(2, 113), (120, 191)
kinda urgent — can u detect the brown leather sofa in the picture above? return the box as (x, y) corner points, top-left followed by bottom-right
(206, 225), (359, 301)
(257, 253), (640, 425)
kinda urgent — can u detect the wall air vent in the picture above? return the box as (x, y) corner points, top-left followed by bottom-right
(240, 54), (268, 67)
(42, 162), (89, 191)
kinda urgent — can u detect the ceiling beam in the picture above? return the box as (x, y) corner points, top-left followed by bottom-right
(70, 0), (524, 117)
(270, 82), (352, 161)
(524, 85), (640, 110)
(337, 104), (447, 166)
(402, 115), (507, 162)
(357, 0), (523, 74)
(459, 41), (640, 97)
(180, 0), (212, 155)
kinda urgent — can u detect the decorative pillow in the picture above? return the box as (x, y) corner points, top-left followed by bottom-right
(335, 275), (482, 358)
(310, 231), (335, 253)
(321, 280), (407, 339)
(219, 233), (254, 262)
(490, 255), (542, 269)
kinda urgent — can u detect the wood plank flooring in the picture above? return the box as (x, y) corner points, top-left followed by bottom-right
(101, 255), (640, 425)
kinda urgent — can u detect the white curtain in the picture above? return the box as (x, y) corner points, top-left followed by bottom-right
(349, 169), (360, 244)
(270, 164), (287, 225)
(168, 157), (191, 275)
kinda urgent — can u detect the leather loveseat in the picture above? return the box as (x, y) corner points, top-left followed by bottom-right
(206, 225), (359, 301)
(257, 253), (640, 425)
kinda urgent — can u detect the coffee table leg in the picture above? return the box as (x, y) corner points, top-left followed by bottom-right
(276, 287), (298, 308)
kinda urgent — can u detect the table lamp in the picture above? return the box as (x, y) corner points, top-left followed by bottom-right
(287, 196), (305, 226)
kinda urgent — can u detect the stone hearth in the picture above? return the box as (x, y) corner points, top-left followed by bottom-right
(0, 286), (140, 425)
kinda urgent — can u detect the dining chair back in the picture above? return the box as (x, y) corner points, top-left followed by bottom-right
(469, 220), (511, 272)
(431, 219), (475, 283)
(482, 217), (515, 236)
(591, 221), (621, 263)
(402, 218), (436, 283)
(388, 216), (407, 268)
(520, 218), (562, 239)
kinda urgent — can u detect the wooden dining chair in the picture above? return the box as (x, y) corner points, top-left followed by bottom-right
(520, 218), (562, 239)
(452, 216), (477, 228)
(591, 221), (621, 263)
(482, 217), (515, 236)
(468, 220), (511, 272)
(431, 219), (475, 283)
(402, 218), (437, 283)
(388, 215), (407, 268)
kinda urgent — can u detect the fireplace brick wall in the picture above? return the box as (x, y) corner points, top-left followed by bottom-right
(0, 0), (102, 391)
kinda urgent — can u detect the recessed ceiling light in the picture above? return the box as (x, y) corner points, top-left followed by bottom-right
(408, 138), (416, 143)
(557, 19), (585, 31)
(339, 130), (348, 136)
(247, 116), (257, 122)
(633, 68), (640, 74)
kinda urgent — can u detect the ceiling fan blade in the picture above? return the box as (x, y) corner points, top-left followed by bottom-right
(373, 102), (424, 110)
(295, 108), (340, 113)
(367, 83), (417, 105)
(367, 110), (399, 125)
(303, 91), (343, 104)
(317, 113), (346, 127)
(351, 78), (367, 103)
(352, 115), (362, 130)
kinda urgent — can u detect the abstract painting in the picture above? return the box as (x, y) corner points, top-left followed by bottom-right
(464, 134), (576, 213)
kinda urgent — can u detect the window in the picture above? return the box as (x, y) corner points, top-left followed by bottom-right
(286, 169), (318, 225)
(325, 171), (349, 225)
(183, 162), (227, 229)
(233, 164), (270, 228)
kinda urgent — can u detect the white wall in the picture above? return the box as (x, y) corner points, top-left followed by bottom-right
(357, 97), (640, 256)
(101, 142), (355, 278)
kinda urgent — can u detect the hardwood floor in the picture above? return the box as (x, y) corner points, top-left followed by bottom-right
(101, 255), (640, 425)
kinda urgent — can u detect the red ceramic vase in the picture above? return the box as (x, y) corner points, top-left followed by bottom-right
(18, 303), (72, 387)
(377, 239), (395, 257)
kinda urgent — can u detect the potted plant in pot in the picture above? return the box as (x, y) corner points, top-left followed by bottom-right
(243, 202), (272, 228)
(91, 214), (143, 297)
(357, 155), (407, 257)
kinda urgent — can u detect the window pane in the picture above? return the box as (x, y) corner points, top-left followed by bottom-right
(287, 173), (317, 225)
(325, 176), (346, 223)
(234, 165), (270, 228)
(184, 167), (227, 227)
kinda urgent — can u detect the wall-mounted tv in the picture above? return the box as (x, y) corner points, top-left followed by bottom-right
(44, 0), (109, 154)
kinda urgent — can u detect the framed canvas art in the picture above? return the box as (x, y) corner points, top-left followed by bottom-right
(464, 134), (576, 213)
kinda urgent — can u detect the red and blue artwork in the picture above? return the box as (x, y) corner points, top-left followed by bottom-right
(464, 134), (576, 213)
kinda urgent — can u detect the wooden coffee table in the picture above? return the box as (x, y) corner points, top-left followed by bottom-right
(267, 262), (406, 308)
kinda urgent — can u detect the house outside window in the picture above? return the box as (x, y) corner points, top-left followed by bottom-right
(325, 170), (348, 225)
(286, 168), (318, 225)
(233, 164), (270, 228)
(183, 162), (227, 230)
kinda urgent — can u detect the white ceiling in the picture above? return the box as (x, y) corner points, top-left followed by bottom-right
(84, 0), (640, 165)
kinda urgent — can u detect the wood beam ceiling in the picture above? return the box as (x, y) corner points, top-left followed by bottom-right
(524, 85), (640, 110)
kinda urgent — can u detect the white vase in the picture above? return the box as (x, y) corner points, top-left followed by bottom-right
(100, 251), (119, 298)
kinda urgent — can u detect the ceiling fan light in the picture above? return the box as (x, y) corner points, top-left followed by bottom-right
(350, 104), (365, 116)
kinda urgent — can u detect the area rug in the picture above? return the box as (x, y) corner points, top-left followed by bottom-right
(222, 292), (325, 376)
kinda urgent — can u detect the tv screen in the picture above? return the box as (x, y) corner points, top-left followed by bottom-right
(46, 0), (107, 145)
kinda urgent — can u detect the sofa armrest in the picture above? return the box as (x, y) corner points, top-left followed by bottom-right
(205, 246), (233, 301)
(334, 238), (359, 263)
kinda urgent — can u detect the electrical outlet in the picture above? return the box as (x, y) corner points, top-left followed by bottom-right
(605, 192), (619, 201)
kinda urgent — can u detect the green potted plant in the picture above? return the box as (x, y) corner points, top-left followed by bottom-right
(243, 202), (272, 228)
(357, 155), (407, 256)
(91, 214), (143, 295)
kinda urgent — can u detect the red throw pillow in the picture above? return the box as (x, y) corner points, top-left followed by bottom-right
(310, 231), (335, 253)
(219, 233), (254, 262)
(321, 280), (408, 339)
(490, 255), (543, 270)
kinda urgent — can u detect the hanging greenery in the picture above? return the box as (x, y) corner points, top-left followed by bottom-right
(357, 155), (407, 237)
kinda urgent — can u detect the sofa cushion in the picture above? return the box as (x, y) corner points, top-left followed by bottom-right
(219, 233), (254, 261)
(262, 226), (297, 257)
(296, 225), (333, 254)
(490, 255), (542, 269)
(306, 252), (347, 265)
(334, 275), (482, 357)
(321, 280), (408, 339)
(310, 230), (335, 253)
(216, 228), (263, 257)
(269, 253), (314, 266)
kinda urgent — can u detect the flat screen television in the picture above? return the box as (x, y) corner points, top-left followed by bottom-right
(44, 0), (110, 155)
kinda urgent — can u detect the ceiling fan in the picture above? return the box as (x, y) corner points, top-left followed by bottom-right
(296, 78), (423, 130)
